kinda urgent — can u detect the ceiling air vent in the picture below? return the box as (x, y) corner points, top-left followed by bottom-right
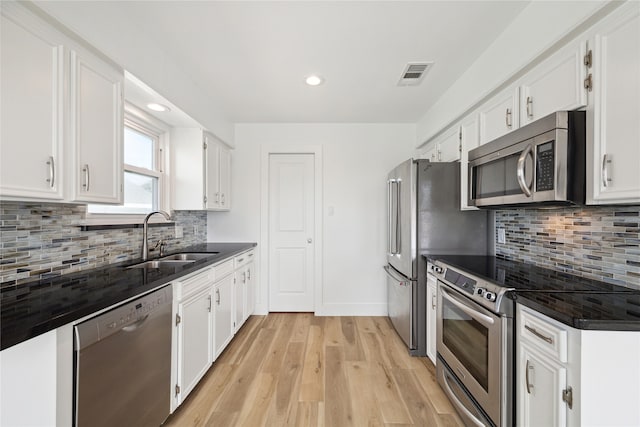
(398, 62), (433, 86)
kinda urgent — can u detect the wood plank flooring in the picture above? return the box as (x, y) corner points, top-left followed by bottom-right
(165, 313), (463, 427)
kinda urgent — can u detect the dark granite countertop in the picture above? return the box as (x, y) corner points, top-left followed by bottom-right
(425, 254), (640, 331)
(0, 242), (256, 351)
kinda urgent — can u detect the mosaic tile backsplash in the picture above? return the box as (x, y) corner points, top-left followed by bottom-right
(495, 206), (640, 290)
(0, 202), (207, 287)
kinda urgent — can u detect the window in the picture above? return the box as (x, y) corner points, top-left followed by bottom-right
(88, 107), (167, 216)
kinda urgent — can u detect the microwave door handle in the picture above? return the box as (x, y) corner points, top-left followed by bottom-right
(517, 144), (533, 197)
(441, 287), (495, 327)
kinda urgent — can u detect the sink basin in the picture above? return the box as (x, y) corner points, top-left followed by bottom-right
(126, 260), (195, 269)
(159, 252), (218, 261)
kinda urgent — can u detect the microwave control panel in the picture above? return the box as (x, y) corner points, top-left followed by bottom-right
(536, 141), (555, 191)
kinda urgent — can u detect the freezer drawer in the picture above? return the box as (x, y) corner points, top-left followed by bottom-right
(385, 265), (414, 349)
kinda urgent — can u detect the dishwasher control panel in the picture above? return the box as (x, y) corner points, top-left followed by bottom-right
(75, 285), (172, 349)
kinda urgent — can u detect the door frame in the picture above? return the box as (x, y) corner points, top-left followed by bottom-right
(260, 145), (323, 314)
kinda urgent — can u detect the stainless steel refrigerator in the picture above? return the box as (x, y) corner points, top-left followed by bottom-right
(385, 159), (490, 356)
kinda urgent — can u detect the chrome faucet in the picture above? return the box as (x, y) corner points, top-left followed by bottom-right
(142, 210), (171, 261)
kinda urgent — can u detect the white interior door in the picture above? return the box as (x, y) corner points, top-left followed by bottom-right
(268, 153), (315, 311)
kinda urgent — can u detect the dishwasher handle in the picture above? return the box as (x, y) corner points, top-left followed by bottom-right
(122, 315), (150, 332)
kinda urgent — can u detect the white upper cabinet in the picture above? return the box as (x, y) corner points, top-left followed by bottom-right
(436, 125), (461, 162)
(205, 135), (231, 211)
(68, 50), (124, 204)
(172, 129), (232, 211)
(479, 87), (520, 145)
(0, 2), (124, 204)
(519, 40), (588, 126)
(587, 2), (640, 204)
(0, 4), (65, 201)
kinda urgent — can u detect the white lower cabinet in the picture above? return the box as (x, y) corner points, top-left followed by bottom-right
(516, 304), (640, 427)
(233, 249), (256, 332)
(213, 273), (234, 359)
(518, 343), (568, 427)
(426, 271), (437, 365)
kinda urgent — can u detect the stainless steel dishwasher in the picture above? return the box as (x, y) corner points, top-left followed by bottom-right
(74, 285), (173, 427)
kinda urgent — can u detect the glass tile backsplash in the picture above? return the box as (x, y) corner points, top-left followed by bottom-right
(0, 202), (207, 287)
(495, 206), (640, 290)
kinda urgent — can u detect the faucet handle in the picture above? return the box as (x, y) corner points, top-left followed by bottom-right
(152, 239), (167, 257)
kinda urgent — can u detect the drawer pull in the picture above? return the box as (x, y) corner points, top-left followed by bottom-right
(525, 325), (553, 344)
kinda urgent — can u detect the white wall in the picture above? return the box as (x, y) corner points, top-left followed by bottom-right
(32, 1), (234, 145)
(416, 0), (611, 146)
(208, 123), (415, 315)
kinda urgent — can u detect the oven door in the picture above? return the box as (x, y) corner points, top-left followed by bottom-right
(437, 281), (502, 426)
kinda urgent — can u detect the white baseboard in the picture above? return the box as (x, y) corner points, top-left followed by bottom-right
(252, 303), (387, 317)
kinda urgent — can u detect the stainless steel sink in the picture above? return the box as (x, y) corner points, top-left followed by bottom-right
(126, 260), (195, 269)
(159, 252), (218, 261)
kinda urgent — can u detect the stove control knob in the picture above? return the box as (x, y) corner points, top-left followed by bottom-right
(485, 292), (496, 302)
(433, 266), (444, 274)
(476, 287), (485, 297)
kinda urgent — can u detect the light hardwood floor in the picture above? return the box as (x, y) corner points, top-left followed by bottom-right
(165, 313), (464, 427)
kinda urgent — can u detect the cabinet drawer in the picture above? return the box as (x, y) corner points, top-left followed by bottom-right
(518, 306), (568, 363)
(176, 268), (212, 300)
(212, 259), (234, 281)
(234, 250), (254, 269)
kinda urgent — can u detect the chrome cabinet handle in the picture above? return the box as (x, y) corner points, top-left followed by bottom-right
(46, 156), (55, 188)
(526, 96), (533, 118)
(441, 287), (495, 327)
(82, 164), (90, 191)
(516, 144), (533, 197)
(216, 289), (220, 305)
(242, 272), (246, 283)
(208, 295), (212, 312)
(431, 293), (436, 310)
(506, 108), (513, 128)
(525, 360), (533, 394)
(247, 269), (251, 280)
(215, 192), (220, 203)
(602, 154), (612, 187)
(524, 324), (553, 344)
(221, 193), (225, 205)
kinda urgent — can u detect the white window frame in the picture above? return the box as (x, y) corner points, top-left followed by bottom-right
(85, 103), (170, 224)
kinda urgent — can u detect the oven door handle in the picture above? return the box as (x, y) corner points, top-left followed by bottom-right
(441, 368), (487, 427)
(441, 287), (495, 327)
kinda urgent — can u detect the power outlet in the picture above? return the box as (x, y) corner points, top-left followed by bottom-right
(497, 228), (506, 244)
(175, 225), (184, 239)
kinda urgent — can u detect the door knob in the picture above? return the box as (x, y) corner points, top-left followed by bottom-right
(307, 238), (312, 243)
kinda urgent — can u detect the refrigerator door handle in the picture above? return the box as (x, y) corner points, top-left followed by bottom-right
(395, 179), (401, 254)
(387, 179), (393, 255)
(383, 265), (410, 285)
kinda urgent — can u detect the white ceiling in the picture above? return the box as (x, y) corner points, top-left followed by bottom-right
(39, 1), (531, 124)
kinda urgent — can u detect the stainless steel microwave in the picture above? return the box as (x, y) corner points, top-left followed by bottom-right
(468, 111), (585, 208)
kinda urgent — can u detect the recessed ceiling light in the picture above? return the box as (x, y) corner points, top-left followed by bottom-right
(305, 75), (324, 86)
(147, 103), (171, 112)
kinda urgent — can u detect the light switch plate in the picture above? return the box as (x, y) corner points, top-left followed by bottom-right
(497, 228), (506, 244)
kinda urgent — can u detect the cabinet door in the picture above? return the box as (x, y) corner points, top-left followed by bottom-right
(246, 262), (255, 318)
(218, 145), (231, 210)
(460, 115), (480, 210)
(518, 344), (567, 427)
(70, 50), (123, 203)
(177, 289), (212, 402)
(479, 87), (519, 145)
(205, 136), (220, 209)
(437, 126), (461, 162)
(213, 274), (234, 359)
(588, 3), (640, 204)
(233, 270), (246, 333)
(520, 40), (587, 126)
(0, 7), (65, 200)
(426, 274), (437, 365)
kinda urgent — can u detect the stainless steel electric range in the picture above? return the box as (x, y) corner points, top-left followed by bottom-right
(429, 255), (637, 427)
